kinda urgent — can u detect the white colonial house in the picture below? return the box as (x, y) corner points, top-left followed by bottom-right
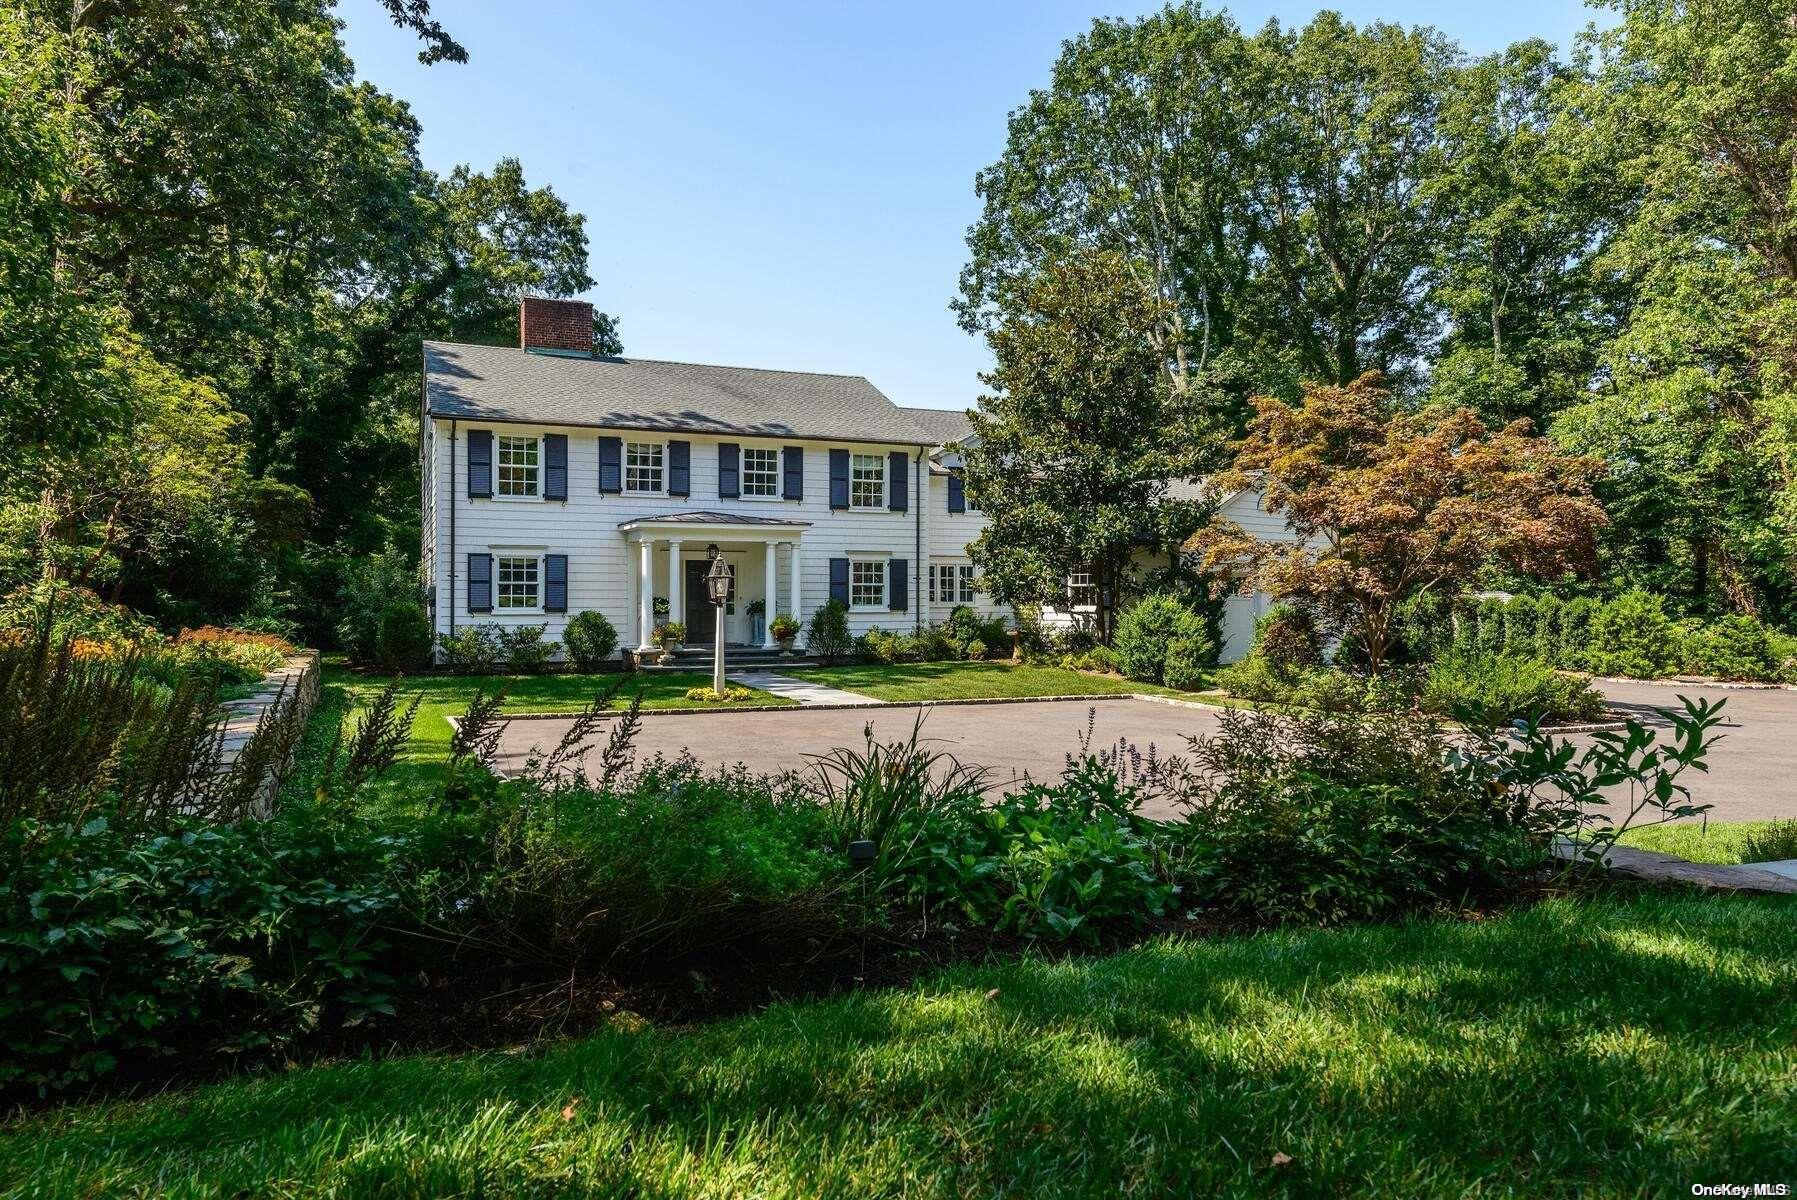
(420, 298), (1009, 660)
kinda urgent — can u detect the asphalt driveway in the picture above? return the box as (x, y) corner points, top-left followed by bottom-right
(491, 680), (1797, 822)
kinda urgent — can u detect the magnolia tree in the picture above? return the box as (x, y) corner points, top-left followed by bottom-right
(1186, 373), (1606, 672)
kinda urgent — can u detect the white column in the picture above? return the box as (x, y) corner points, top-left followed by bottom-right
(761, 540), (778, 648)
(636, 537), (655, 651)
(787, 540), (803, 647)
(667, 539), (682, 635)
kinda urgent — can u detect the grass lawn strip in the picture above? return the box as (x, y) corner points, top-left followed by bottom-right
(4, 891), (1792, 1197)
(788, 660), (1203, 703)
(1616, 820), (1793, 865)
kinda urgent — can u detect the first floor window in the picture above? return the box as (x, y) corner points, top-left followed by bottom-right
(850, 559), (887, 608)
(497, 556), (539, 609)
(625, 441), (664, 493)
(930, 562), (977, 604)
(1067, 572), (1097, 609)
(742, 446), (779, 497)
(497, 435), (539, 497)
(850, 453), (885, 509)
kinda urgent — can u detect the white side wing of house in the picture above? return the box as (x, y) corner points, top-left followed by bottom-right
(1213, 483), (1312, 664)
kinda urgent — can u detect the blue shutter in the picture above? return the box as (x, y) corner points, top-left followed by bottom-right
(829, 557), (850, 607)
(782, 446), (804, 500)
(888, 451), (908, 511)
(544, 434), (568, 500)
(598, 436), (622, 493)
(467, 430), (492, 499)
(829, 449), (850, 510)
(544, 554), (568, 612)
(467, 553), (493, 612)
(668, 440), (691, 497)
(947, 473), (965, 514)
(888, 558), (908, 611)
(717, 442), (739, 498)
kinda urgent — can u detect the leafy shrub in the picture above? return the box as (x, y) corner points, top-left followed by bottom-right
(1418, 652), (1605, 724)
(807, 599), (853, 659)
(374, 602), (433, 672)
(912, 623), (957, 661)
(1113, 593), (1213, 685)
(1254, 604), (1323, 672)
(1215, 656), (1391, 713)
(1680, 614), (1782, 681)
(1558, 596), (1598, 670)
(0, 579), (158, 645)
(1501, 595), (1539, 659)
(333, 549), (419, 664)
(498, 623), (559, 671)
(1473, 596), (1507, 657)
(1162, 635), (1209, 691)
(563, 610), (619, 670)
(946, 605), (1007, 657)
(881, 756), (1177, 942)
(652, 620), (685, 645)
(437, 623), (502, 673)
(965, 638), (989, 661)
(1586, 589), (1678, 678)
(1533, 594), (1563, 664)
(769, 613), (802, 642)
(1062, 644), (1117, 674)
(1170, 708), (1538, 924)
(1, 812), (403, 1095)
(858, 627), (907, 664)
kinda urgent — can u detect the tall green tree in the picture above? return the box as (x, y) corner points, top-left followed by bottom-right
(1550, 0), (1797, 619)
(963, 250), (1211, 640)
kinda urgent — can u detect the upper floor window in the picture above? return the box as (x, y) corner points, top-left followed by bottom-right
(850, 453), (885, 509)
(497, 435), (539, 497)
(497, 555), (540, 609)
(849, 558), (887, 609)
(742, 447), (779, 498)
(625, 441), (664, 494)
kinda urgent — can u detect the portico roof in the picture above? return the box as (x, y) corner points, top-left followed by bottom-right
(616, 510), (812, 536)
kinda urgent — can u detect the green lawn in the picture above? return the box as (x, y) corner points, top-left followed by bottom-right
(5, 891), (1792, 1197)
(790, 660), (1207, 703)
(288, 665), (792, 810)
(1616, 820), (1797, 865)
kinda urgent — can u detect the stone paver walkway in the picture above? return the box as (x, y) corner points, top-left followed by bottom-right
(728, 670), (880, 706)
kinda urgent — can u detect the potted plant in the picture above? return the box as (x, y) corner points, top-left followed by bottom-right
(654, 620), (685, 656)
(769, 613), (801, 653)
(747, 598), (766, 645)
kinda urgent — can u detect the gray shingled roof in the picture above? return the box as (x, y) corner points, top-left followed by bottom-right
(898, 405), (975, 445)
(424, 341), (961, 446)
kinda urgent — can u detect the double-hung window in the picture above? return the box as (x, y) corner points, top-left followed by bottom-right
(497, 435), (539, 498)
(497, 556), (540, 610)
(849, 559), (887, 609)
(933, 563), (975, 604)
(850, 453), (885, 509)
(624, 441), (664, 494)
(742, 446), (779, 498)
(1067, 572), (1097, 609)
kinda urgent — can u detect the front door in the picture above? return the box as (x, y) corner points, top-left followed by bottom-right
(683, 559), (738, 644)
(684, 560), (713, 643)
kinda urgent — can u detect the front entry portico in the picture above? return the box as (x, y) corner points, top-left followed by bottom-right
(617, 511), (811, 653)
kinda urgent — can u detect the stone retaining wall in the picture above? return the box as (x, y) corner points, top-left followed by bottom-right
(216, 650), (321, 814)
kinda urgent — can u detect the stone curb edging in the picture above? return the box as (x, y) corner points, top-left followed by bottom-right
(1588, 674), (1797, 692)
(1554, 840), (1797, 896)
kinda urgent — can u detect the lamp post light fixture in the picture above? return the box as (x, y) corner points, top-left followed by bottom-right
(704, 548), (731, 697)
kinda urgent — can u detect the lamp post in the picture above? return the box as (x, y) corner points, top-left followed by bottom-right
(704, 548), (731, 697)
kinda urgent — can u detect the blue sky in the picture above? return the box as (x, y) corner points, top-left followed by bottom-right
(340, 0), (1606, 411)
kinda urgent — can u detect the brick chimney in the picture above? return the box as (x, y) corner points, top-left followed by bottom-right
(519, 296), (594, 355)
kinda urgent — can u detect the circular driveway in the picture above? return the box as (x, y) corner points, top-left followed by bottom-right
(492, 680), (1797, 822)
